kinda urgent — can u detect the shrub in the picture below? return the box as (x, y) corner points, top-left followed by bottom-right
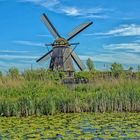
(8, 67), (19, 79)
(110, 62), (124, 78)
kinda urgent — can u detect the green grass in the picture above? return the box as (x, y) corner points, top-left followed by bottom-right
(0, 69), (140, 116)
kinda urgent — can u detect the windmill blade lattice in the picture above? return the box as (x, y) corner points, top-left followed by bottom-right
(71, 51), (85, 71)
(67, 21), (93, 41)
(41, 13), (61, 39)
(36, 50), (52, 63)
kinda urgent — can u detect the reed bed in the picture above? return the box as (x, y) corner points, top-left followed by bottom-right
(0, 69), (140, 116)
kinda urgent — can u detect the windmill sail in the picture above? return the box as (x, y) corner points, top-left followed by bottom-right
(67, 21), (93, 41)
(36, 50), (52, 63)
(71, 51), (85, 71)
(41, 13), (61, 39)
(63, 47), (74, 71)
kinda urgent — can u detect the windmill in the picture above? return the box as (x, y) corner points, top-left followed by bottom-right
(37, 13), (93, 74)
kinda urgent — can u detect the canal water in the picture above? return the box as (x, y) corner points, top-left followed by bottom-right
(0, 113), (140, 139)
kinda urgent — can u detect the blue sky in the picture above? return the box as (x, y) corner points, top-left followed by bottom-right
(0, 0), (140, 72)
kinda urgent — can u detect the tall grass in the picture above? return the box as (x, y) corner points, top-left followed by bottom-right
(0, 68), (140, 117)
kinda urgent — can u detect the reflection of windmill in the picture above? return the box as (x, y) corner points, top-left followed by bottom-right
(37, 13), (93, 72)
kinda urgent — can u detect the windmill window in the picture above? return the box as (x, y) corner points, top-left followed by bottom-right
(60, 41), (65, 45)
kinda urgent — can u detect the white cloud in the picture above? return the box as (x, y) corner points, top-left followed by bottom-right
(0, 54), (38, 60)
(13, 40), (44, 47)
(76, 50), (140, 65)
(104, 43), (140, 53)
(19, 0), (107, 19)
(19, 0), (60, 9)
(93, 42), (140, 64)
(61, 7), (108, 19)
(40, 0), (60, 8)
(0, 50), (29, 53)
(0, 60), (36, 72)
(61, 7), (80, 16)
(37, 34), (51, 37)
(134, 40), (140, 43)
(93, 52), (140, 64)
(22, 0), (40, 2)
(79, 55), (93, 61)
(96, 24), (140, 37)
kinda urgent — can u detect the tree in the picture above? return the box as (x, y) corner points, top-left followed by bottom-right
(128, 66), (133, 72)
(0, 71), (2, 77)
(137, 65), (140, 78)
(138, 65), (140, 72)
(110, 62), (124, 77)
(8, 67), (19, 79)
(86, 58), (94, 71)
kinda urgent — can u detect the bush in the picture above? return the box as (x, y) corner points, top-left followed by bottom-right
(8, 67), (19, 79)
(110, 62), (124, 78)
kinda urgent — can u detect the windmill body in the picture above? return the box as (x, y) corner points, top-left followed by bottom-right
(37, 13), (93, 72)
(50, 47), (73, 72)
